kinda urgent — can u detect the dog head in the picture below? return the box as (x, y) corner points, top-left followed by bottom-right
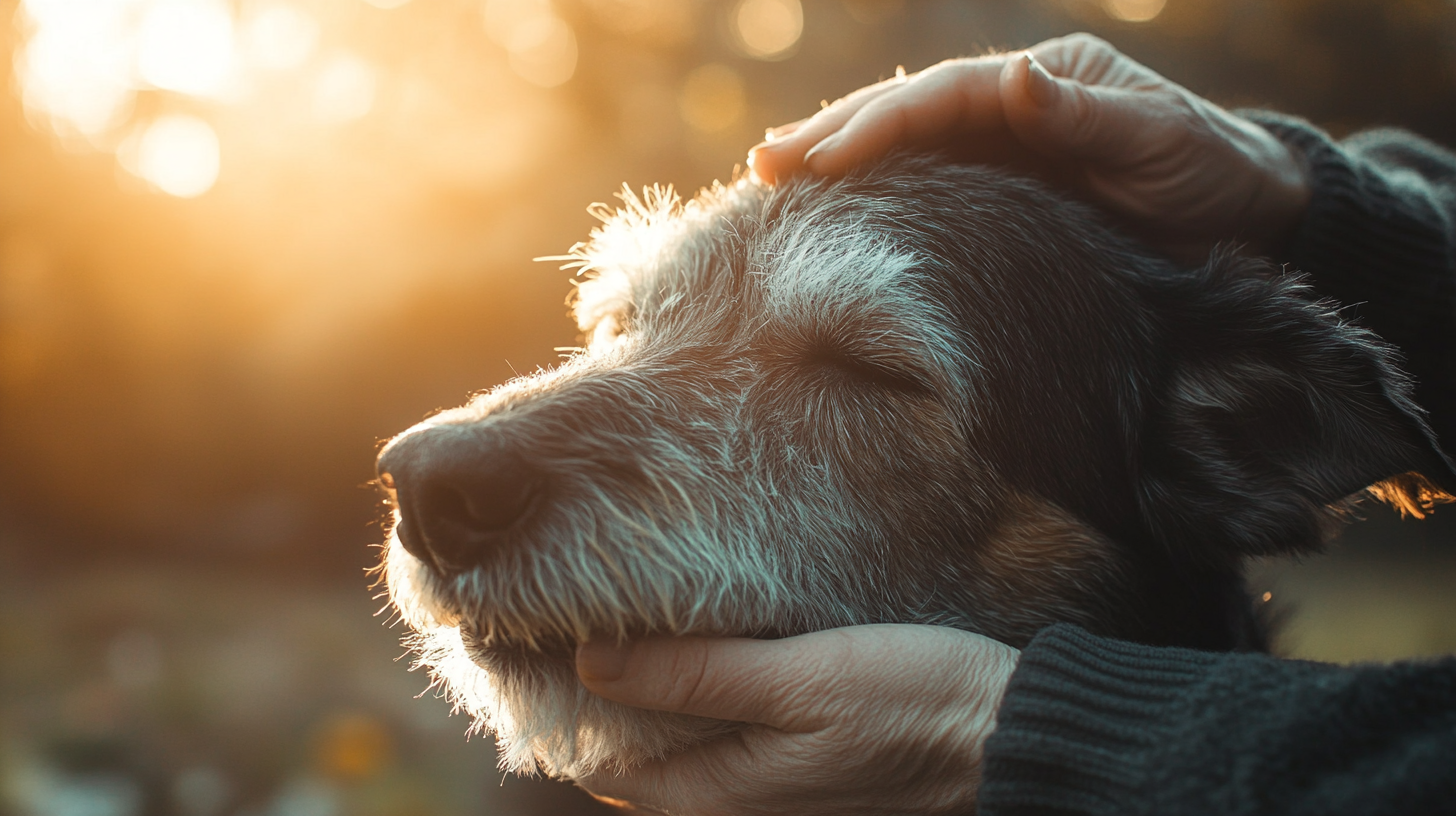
(375, 155), (1454, 777)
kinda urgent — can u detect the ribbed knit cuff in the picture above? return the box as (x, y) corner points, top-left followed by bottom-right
(1239, 109), (1456, 461)
(1240, 110), (1453, 328)
(978, 624), (1221, 816)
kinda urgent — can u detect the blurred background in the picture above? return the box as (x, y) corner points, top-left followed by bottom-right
(1, 0), (1455, 813)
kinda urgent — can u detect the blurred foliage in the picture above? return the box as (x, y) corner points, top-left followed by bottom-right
(1, 0), (1454, 576)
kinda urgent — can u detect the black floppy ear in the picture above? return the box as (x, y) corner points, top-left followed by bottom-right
(1135, 250), (1456, 560)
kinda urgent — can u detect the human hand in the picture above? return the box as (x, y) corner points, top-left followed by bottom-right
(573, 624), (1020, 816)
(749, 33), (1310, 255)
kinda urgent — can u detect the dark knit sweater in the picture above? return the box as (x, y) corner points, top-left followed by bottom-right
(979, 115), (1456, 816)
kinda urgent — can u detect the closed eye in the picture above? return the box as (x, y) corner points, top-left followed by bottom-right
(804, 347), (934, 396)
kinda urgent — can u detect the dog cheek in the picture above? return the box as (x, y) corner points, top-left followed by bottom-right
(967, 492), (1131, 645)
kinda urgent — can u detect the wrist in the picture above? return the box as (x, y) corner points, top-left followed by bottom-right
(1231, 115), (1312, 254)
(1254, 128), (1313, 252)
(951, 636), (1021, 810)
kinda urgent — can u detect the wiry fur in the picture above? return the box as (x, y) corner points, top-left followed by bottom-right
(375, 156), (1456, 779)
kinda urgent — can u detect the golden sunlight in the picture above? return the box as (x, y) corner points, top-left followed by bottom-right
(136, 0), (236, 96)
(242, 3), (320, 72)
(130, 114), (221, 198)
(1101, 0), (1168, 23)
(312, 53), (377, 122)
(16, 0), (139, 141)
(482, 0), (553, 46)
(679, 63), (746, 133)
(731, 0), (803, 61)
(506, 14), (578, 88)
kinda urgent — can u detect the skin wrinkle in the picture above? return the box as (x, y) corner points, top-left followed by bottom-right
(376, 155), (1451, 779)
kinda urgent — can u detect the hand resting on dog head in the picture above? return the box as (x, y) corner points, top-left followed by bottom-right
(749, 32), (1311, 258)
(567, 35), (1419, 816)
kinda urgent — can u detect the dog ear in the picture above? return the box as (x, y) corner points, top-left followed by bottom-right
(1135, 250), (1456, 560)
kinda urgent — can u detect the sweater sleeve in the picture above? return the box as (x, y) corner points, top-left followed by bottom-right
(1240, 112), (1456, 451)
(978, 624), (1456, 816)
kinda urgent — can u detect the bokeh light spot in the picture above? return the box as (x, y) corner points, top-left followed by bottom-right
(137, 0), (236, 96)
(482, 0), (553, 46)
(583, 0), (696, 45)
(679, 63), (746, 133)
(16, 0), (139, 141)
(242, 3), (319, 71)
(315, 713), (394, 780)
(1101, 0), (1167, 23)
(507, 15), (578, 88)
(133, 114), (221, 198)
(731, 0), (803, 61)
(313, 54), (377, 122)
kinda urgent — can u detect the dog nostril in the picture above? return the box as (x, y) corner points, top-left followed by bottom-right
(378, 428), (545, 575)
(420, 473), (538, 536)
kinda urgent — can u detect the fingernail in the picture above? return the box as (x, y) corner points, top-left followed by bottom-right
(577, 640), (631, 684)
(750, 138), (785, 156)
(803, 133), (843, 173)
(747, 140), (780, 171)
(1025, 54), (1058, 107)
(766, 119), (806, 141)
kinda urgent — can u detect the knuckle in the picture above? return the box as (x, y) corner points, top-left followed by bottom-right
(1057, 87), (1100, 146)
(1064, 31), (1112, 51)
(662, 642), (714, 708)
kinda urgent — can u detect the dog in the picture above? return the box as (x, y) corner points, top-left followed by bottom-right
(374, 155), (1455, 779)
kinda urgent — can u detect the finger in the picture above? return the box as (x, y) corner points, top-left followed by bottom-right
(800, 57), (1012, 177)
(577, 633), (850, 730)
(1027, 32), (1159, 88)
(750, 76), (907, 183)
(765, 118), (808, 141)
(999, 51), (1172, 166)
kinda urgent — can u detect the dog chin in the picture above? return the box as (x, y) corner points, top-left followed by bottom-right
(408, 618), (737, 778)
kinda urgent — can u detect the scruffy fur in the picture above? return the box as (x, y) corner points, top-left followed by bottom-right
(376, 156), (1455, 779)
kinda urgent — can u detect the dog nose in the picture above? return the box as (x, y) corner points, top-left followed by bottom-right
(377, 425), (544, 575)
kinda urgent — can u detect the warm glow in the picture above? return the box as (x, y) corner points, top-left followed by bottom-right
(583, 0), (693, 43)
(362, 0), (412, 8)
(313, 53), (377, 122)
(843, 0), (904, 24)
(242, 3), (319, 71)
(482, 0), (554, 46)
(1101, 0), (1167, 23)
(16, 0), (139, 140)
(679, 63), (746, 133)
(507, 15), (578, 88)
(732, 0), (803, 61)
(136, 0), (236, 96)
(132, 114), (221, 198)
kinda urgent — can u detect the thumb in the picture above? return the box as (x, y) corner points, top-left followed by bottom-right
(577, 634), (838, 731)
(999, 52), (1156, 166)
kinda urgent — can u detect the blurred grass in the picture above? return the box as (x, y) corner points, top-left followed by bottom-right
(1252, 506), (1456, 663)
